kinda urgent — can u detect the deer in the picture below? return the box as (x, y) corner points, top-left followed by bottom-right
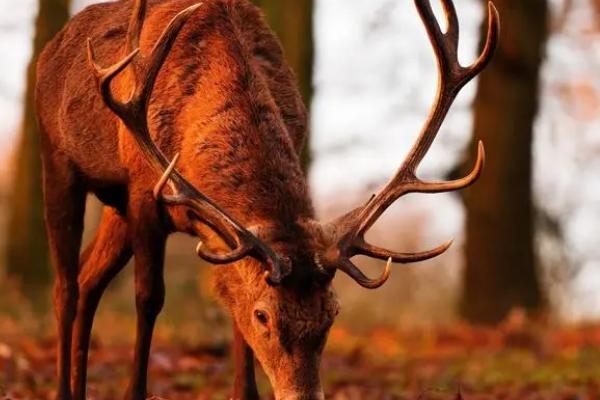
(36, 0), (499, 398)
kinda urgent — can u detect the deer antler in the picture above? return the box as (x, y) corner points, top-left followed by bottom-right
(320, 0), (500, 289)
(87, 0), (290, 284)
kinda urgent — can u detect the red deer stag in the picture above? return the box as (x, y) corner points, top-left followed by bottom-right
(36, 0), (498, 398)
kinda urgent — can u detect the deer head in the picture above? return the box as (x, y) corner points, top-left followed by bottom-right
(87, 0), (499, 398)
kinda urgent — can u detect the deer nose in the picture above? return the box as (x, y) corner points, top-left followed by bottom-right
(275, 390), (325, 400)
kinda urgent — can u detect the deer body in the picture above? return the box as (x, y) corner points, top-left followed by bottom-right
(37, 0), (499, 399)
(39, 1), (321, 399)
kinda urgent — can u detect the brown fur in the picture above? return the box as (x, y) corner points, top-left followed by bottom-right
(37, 1), (336, 399)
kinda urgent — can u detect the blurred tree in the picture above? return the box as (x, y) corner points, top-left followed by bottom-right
(461, 0), (548, 324)
(5, 0), (70, 308)
(253, 0), (314, 168)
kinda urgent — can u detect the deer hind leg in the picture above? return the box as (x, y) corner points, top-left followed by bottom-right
(42, 154), (86, 400)
(232, 323), (260, 400)
(71, 207), (132, 400)
(125, 194), (167, 400)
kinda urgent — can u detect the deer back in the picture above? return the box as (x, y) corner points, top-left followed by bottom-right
(37, 0), (312, 225)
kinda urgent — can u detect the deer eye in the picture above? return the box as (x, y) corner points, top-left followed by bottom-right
(254, 309), (269, 326)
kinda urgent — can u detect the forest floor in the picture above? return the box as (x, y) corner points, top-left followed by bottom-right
(2, 312), (600, 400)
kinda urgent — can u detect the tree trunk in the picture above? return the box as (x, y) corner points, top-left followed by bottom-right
(5, 0), (70, 308)
(460, 0), (548, 324)
(252, 0), (314, 168)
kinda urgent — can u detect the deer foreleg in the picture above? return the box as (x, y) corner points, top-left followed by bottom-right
(42, 154), (86, 400)
(71, 207), (132, 400)
(125, 193), (167, 400)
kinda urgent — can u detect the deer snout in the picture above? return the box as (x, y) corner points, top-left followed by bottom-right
(274, 388), (325, 400)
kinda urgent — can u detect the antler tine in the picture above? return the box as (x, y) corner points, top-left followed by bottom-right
(196, 241), (253, 264)
(86, 39), (139, 117)
(136, 3), (202, 108)
(468, 3), (500, 78)
(127, 0), (147, 54)
(357, 239), (453, 264)
(441, 0), (460, 43)
(151, 155), (242, 252)
(408, 140), (485, 194)
(414, 0), (459, 80)
(152, 154), (239, 251)
(338, 258), (392, 290)
(153, 153), (181, 202)
(321, 0), (499, 289)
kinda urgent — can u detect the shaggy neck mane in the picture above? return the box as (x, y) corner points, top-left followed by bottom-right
(143, 0), (313, 226)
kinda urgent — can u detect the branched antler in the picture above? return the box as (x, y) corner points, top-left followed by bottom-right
(87, 0), (290, 283)
(321, 0), (500, 289)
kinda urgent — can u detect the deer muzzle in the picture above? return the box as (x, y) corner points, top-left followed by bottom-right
(273, 388), (325, 400)
(269, 365), (325, 400)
